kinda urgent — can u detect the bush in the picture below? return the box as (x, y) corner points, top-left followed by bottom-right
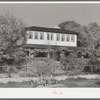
(33, 58), (55, 77)
(19, 63), (37, 77)
(84, 57), (100, 73)
(64, 56), (88, 72)
(21, 58), (56, 77)
(36, 76), (57, 86)
(0, 66), (7, 73)
(19, 70), (36, 77)
(74, 57), (88, 71)
(84, 66), (91, 72)
(60, 52), (67, 70)
(60, 52), (89, 75)
(7, 65), (19, 77)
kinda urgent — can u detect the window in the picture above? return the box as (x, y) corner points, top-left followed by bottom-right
(34, 31), (38, 39)
(51, 33), (53, 40)
(57, 34), (60, 41)
(61, 34), (65, 41)
(47, 33), (53, 40)
(71, 35), (75, 42)
(66, 34), (70, 41)
(28, 31), (33, 39)
(40, 32), (44, 40)
(47, 33), (50, 40)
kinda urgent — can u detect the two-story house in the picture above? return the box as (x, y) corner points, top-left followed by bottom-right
(24, 26), (79, 58)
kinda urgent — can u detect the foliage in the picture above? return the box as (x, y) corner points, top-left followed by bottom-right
(59, 47), (89, 73)
(20, 58), (58, 86)
(35, 76), (57, 86)
(59, 20), (80, 30)
(33, 59), (55, 77)
(59, 47), (71, 70)
(58, 20), (88, 47)
(58, 20), (100, 59)
(66, 52), (88, 70)
(84, 57), (100, 73)
(22, 58), (55, 77)
(19, 70), (36, 77)
(87, 57), (100, 65)
(0, 13), (27, 65)
(60, 52), (67, 70)
(85, 22), (100, 57)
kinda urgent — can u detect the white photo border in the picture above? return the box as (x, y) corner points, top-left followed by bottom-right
(0, 1), (100, 98)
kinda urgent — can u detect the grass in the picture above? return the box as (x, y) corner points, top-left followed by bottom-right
(0, 78), (100, 88)
(0, 81), (37, 88)
(58, 78), (100, 87)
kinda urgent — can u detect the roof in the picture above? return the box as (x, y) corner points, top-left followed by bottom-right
(25, 26), (79, 35)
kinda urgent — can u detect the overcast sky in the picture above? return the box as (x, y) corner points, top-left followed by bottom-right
(0, 3), (100, 28)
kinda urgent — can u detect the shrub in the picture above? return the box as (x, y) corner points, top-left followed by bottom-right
(33, 58), (55, 77)
(74, 57), (88, 71)
(84, 57), (100, 73)
(21, 58), (55, 77)
(7, 65), (19, 77)
(19, 63), (37, 77)
(61, 53), (88, 71)
(60, 52), (89, 75)
(36, 76), (57, 86)
(19, 70), (36, 77)
(0, 66), (7, 73)
(60, 52), (67, 70)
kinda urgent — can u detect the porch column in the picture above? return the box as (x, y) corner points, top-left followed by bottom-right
(28, 49), (31, 57)
(47, 52), (50, 58)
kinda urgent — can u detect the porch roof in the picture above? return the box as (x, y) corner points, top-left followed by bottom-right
(25, 26), (79, 35)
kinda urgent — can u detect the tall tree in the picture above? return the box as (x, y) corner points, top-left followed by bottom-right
(85, 22), (100, 57)
(0, 13), (27, 65)
(58, 20), (88, 47)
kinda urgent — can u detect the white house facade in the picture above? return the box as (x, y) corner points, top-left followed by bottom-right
(25, 26), (78, 48)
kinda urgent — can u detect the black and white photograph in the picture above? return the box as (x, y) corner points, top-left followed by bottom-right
(0, 2), (100, 89)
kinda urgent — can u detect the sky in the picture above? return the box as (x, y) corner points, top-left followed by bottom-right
(0, 3), (100, 28)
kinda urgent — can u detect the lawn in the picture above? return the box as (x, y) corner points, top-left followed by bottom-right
(0, 78), (100, 88)
(57, 78), (100, 87)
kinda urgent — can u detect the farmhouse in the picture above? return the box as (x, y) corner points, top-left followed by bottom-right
(24, 26), (79, 59)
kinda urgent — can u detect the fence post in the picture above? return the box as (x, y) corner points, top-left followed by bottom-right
(7, 66), (11, 78)
(47, 52), (50, 59)
(90, 65), (93, 74)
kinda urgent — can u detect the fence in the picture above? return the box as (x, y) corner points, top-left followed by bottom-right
(0, 57), (100, 78)
(0, 64), (100, 73)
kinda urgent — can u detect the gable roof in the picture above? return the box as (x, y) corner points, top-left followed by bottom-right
(25, 26), (79, 35)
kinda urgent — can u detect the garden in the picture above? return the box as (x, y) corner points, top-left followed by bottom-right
(0, 49), (100, 88)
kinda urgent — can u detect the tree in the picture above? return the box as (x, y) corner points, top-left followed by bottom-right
(85, 22), (100, 58)
(0, 13), (27, 77)
(59, 20), (80, 30)
(58, 20), (100, 74)
(59, 47), (72, 71)
(58, 20), (88, 47)
(0, 13), (26, 64)
(58, 20), (100, 58)
(79, 22), (100, 73)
